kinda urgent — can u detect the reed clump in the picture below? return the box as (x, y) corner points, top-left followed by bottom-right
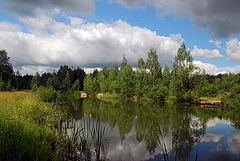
(0, 91), (64, 161)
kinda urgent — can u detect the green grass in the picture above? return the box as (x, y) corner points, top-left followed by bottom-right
(199, 93), (226, 102)
(199, 97), (221, 102)
(0, 91), (64, 161)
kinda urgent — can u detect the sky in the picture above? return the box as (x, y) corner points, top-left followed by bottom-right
(0, 0), (240, 75)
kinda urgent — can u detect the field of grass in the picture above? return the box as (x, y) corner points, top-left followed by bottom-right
(0, 91), (64, 161)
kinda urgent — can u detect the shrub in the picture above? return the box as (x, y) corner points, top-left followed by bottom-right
(66, 90), (80, 100)
(0, 81), (7, 91)
(198, 84), (219, 97)
(37, 87), (58, 103)
(222, 94), (240, 108)
(181, 90), (198, 103)
(230, 84), (240, 94)
(149, 85), (169, 101)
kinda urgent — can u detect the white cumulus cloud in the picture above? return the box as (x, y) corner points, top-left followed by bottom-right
(226, 38), (240, 61)
(209, 39), (222, 49)
(0, 15), (182, 71)
(192, 46), (223, 59)
(193, 61), (240, 75)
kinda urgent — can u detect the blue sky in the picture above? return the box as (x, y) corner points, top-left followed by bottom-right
(0, 0), (240, 74)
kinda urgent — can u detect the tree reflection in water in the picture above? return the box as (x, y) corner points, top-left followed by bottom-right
(64, 98), (240, 161)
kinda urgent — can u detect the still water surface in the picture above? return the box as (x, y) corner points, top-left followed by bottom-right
(65, 98), (240, 161)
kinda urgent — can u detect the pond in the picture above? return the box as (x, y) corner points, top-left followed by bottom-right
(64, 98), (240, 161)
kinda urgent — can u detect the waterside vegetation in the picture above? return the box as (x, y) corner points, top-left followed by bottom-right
(1, 45), (240, 108)
(83, 45), (240, 108)
(0, 91), (64, 160)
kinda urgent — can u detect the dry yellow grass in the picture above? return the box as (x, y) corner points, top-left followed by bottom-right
(0, 91), (63, 126)
(0, 91), (37, 104)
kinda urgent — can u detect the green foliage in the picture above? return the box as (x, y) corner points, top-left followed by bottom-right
(162, 64), (171, 86)
(0, 50), (14, 85)
(119, 62), (134, 97)
(181, 90), (198, 103)
(98, 71), (108, 93)
(0, 92), (64, 161)
(135, 71), (148, 97)
(146, 49), (161, 84)
(0, 81), (7, 91)
(37, 86), (65, 104)
(2, 45), (240, 106)
(222, 94), (240, 108)
(60, 71), (71, 91)
(0, 115), (54, 161)
(171, 44), (195, 101)
(37, 86), (58, 103)
(215, 73), (240, 92)
(31, 72), (41, 91)
(15, 73), (32, 90)
(7, 80), (13, 91)
(198, 83), (219, 97)
(230, 84), (240, 94)
(64, 90), (80, 101)
(82, 46), (206, 103)
(108, 65), (119, 93)
(10, 64), (85, 92)
(47, 76), (57, 88)
(83, 75), (99, 94)
(71, 79), (81, 90)
(148, 85), (168, 101)
(137, 58), (146, 70)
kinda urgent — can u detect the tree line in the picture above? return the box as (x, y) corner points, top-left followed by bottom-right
(0, 50), (85, 92)
(83, 44), (240, 106)
(1, 45), (240, 107)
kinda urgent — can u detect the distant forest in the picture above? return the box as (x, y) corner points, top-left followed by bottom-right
(0, 49), (85, 91)
(0, 44), (240, 107)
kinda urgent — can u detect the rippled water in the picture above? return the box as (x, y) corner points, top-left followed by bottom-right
(65, 98), (240, 161)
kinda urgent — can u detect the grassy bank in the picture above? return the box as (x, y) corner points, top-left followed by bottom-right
(0, 91), (64, 161)
(97, 92), (240, 109)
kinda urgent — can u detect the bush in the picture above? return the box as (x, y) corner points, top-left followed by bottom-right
(181, 90), (198, 103)
(37, 87), (58, 103)
(66, 90), (80, 100)
(37, 87), (80, 104)
(198, 84), (219, 97)
(222, 94), (240, 108)
(0, 81), (7, 91)
(230, 84), (240, 94)
(149, 85), (169, 101)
